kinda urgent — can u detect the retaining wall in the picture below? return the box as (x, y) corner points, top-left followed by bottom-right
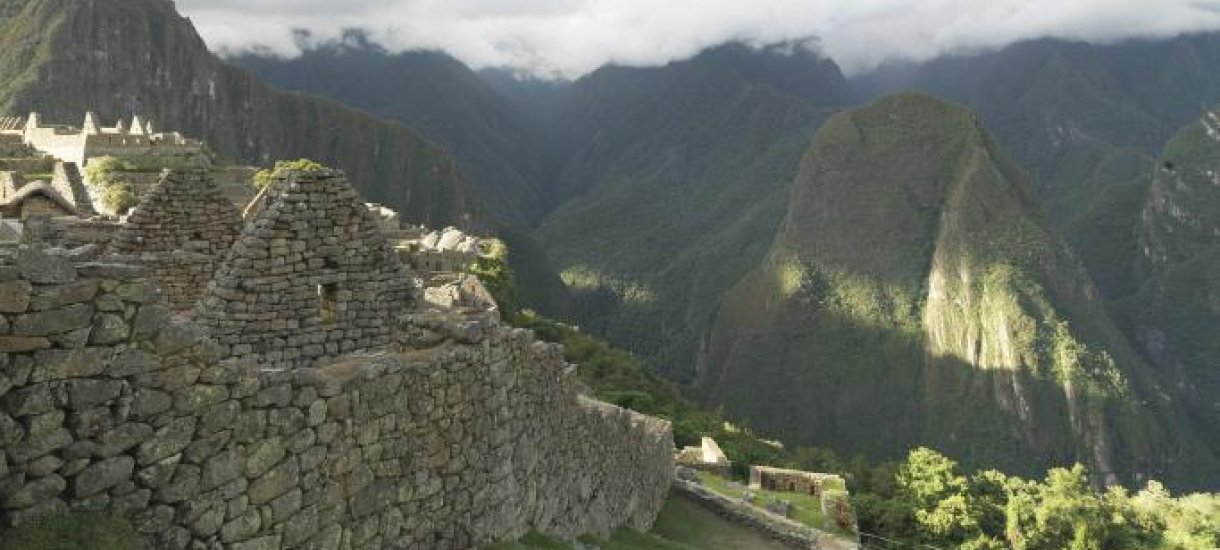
(671, 479), (858, 550)
(0, 245), (674, 549)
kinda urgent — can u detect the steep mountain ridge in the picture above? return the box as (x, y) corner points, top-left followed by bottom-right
(232, 40), (555, 226)
(230, 35), (1220, 488)
(696, 94), (1217, 488)
(1122, 112), (1220, 459)
(856, 34), (1220, 300)
(20, 2), (1219, 491)
(534, 44), (851, 380)
(0, 0), (477, 226)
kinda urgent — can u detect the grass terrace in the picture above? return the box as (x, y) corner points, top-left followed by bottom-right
(695, 471), (854, 538)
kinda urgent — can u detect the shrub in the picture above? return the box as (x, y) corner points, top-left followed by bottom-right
(101, 181), (137, 215)
(252, 159), (328, 189)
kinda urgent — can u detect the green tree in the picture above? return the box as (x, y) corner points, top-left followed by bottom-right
(897, 448), (978, 543)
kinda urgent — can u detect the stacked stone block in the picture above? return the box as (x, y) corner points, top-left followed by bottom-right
(194, 169), (413, 368)
(110, 169), (243, 311)
(0, 245), (674, 549)
(49, 162), (96, 217)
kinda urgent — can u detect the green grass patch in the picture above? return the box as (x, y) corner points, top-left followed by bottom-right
(650, 494), (791, 550)
(694, 471), (853, 537)
(0, 510), (143, 550)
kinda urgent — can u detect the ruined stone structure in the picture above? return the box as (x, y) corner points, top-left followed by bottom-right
(391, 225), (483, 274)
(110, 169), (244, 311)
(677, 436), (732, 477)
(49, 162), (95, 217)
(749, 466), (844, 498)
(0, 161), (94, 219)
(0, 172), (25, 202)
(13, 217), (121, 248)
(0, 117), (34, 158)
(0, 112), (204, 168)
(0, 244), (674, 548)
(195, 170), (413, 368)
(0, 182), (78, 219)
(672, 479), (859, 550)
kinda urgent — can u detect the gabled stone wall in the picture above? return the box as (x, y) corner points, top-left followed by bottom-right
(0, 245), (674, 549)
(49, 162), (95, 217)
(109, 169), (243, 311)
(194, 170), (414, 368)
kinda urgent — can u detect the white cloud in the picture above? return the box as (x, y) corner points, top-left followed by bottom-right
(175, 0), (1220, 77)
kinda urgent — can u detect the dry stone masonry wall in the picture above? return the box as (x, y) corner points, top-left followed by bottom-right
(0, 245), (674, 549)
(110, 169), (244, 311)
(195, 170), (414, 368)
(49, 162), (95, 217)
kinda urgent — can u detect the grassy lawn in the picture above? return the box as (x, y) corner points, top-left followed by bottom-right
(650, 493), (791, 550)
(0, 510), (143, 550)
(695, 471), (853, 538)
(486, 492), (794, 550)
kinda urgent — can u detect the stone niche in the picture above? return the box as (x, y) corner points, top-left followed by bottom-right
(194, 169), (414, 368)
(109, 168), (243, 312)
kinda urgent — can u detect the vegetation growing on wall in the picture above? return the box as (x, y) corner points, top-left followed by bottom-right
(81, 156), (159, 214)
(251, 158), (328, 188)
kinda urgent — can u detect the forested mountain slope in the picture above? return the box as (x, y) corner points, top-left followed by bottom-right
(697, 93), (1218, 488)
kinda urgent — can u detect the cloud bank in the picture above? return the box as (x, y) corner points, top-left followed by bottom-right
(175, 0), (1220, 77)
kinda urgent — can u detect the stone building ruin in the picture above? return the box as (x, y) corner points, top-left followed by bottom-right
(0, 158), (678, 547)
(0, 161), (94, 221)
(49, 162), (96, 217)
(109, 169), (244, 311)
(194, 169), (414, 368)
(676, 436), (732, 477)
(0, 112), (204, 168)
(0, 244), (674, 548)
(391, 225), (484, 274)
(749, 466), (844, 497)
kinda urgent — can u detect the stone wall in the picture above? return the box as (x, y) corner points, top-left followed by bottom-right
(49, 162), (95, 217)
(0, 172), (22, 201)
(0, 245), (674, 549)
(671, 479), (857, 550)
(19, 217), (120, 249)
(195, 170), (414, 369)
(110, 169), (243, 311)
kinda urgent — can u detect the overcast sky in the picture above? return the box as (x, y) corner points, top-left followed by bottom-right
(175, 0), (1220, 77)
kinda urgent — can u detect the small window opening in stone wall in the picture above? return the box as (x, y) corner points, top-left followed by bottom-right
(319, 282), (338, 324)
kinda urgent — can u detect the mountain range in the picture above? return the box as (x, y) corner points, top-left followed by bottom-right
(1, 0), (1216, 490)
